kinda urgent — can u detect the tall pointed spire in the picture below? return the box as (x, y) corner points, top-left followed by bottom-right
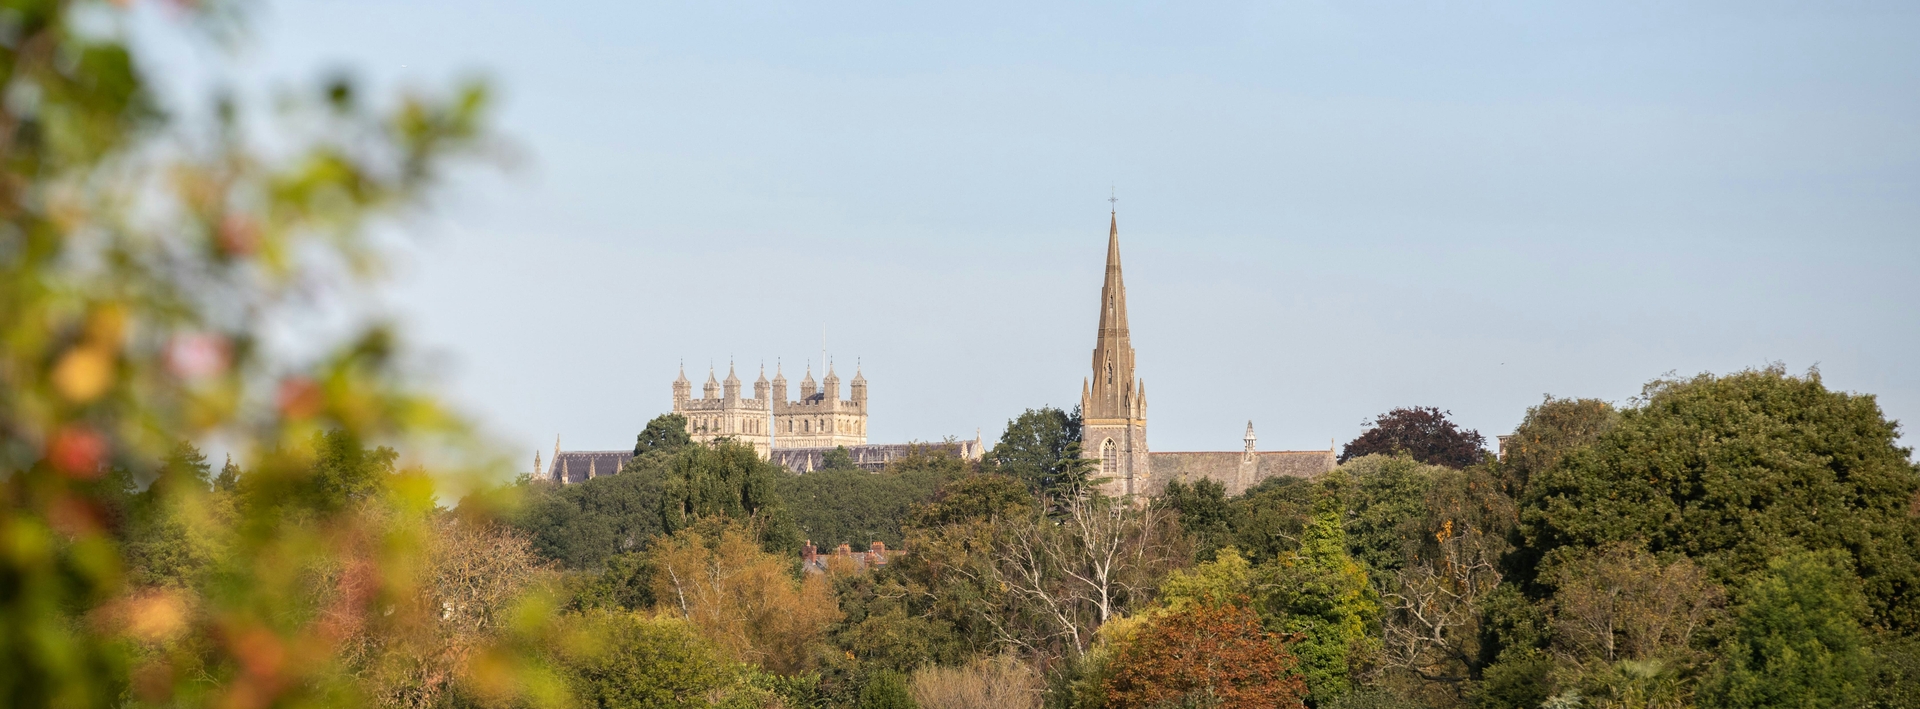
(1081, 206), (1150, 498)
(1087, 210), (1137, 420)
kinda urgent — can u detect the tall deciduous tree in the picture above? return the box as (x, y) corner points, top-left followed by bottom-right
(1516, 367), (1920, 632)
(988, 495), (1188, 658)
(1548, 545), (1725, 668)
(645, 521), (842, 675)
(1340, 407), (1488, 469)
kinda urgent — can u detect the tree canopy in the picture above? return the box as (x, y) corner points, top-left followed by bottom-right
(633, 413), (693, 456)
(1515, 367), (1920, 632)
(1340, 406), (1488, 468)
(778, 446), (968, 548)
(987, 406), (1090, 497)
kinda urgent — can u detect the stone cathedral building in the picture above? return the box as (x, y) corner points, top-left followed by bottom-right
(671, 361), (869, 457)
(542, 361), (983, 484)
(1084, 212), (1334, 497)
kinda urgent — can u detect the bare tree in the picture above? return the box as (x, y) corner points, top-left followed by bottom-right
(352, 514), (552, 709)
(1381, 520), (1505, 684)
(1549, 544), (1725, 667)
(985, 496), (1188, 659)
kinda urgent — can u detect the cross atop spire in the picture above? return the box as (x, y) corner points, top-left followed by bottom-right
(1109, 186), (1118, 214)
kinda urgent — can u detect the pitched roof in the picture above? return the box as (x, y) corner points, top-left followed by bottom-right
(547, 450), (635, 484)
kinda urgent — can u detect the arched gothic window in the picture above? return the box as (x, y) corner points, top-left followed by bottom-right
(1101, 438), (1118, 478)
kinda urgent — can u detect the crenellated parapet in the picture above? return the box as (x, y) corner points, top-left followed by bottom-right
(670, 359), (870, 457)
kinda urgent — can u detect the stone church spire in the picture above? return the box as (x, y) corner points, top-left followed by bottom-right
(1082, 209), (1150, 497)
(1087, 211), (1142, 421)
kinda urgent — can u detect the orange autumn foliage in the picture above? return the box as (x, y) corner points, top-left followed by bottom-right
(646, 521), (842, 674)
(1104, 602), (1308, 709)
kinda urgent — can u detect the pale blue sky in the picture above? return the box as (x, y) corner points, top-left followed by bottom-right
(138, 1), (1920, 461)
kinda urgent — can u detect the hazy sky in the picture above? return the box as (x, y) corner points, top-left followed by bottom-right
(137, 1), (1920, 463)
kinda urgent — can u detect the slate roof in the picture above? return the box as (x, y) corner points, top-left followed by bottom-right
(548, 450), (635, 484)
(772, 439), (986, 473)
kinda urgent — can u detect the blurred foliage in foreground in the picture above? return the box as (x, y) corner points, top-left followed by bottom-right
(0, 0), (562, 706)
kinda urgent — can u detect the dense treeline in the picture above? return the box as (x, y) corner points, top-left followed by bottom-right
(485, 369), (1920, 708)
(42, 366), (1920, 709)
(16, 364), (1917, 709)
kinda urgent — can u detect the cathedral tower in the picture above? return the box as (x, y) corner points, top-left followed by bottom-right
(1081, 211), (1150, 496)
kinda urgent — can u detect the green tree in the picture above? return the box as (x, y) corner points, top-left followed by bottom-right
(158, 441), (214, 489)
(1262, 494), (1382, 705)
(1157, 478), (1234, 562)
(1703, 551), (1871, 709)
(122, 442), (228, 589)
(778, 446), (963, 548)
(989, 406), (1088, 498)
(823, 445), (859, 471)
(634, 412), (693, 456)
(906, 472), (1036, 529)
(660, 439), (799, 553)
(551, 609), (741, 709)
(1498, 396), (1617, 498)
(213, 455), (241, 492)
(1339, 455), (1444, 585)
(1226, 476), (1315, 565)
(857, 670), (917, 709)
(241, 429), (398, 515)
(1516, 367), (1920, 631)
(514, 458), (668, 568)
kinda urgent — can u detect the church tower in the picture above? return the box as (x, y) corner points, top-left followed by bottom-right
(1081, 211), (1150, 497)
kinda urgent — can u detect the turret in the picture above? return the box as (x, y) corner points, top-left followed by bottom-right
(772, 362), (789, 403)
(672, 364), (691, 407)
(703, 367), (720, 400)
(823, 361), (841, 403)
(754, 365), (770, 400)
(850, 364), (867, 406)
(723, 362), (742, 401)
(1243, 421), (1257, 462)
(800, 364), (818, 401)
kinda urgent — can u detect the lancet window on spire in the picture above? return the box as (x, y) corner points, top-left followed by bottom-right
(1101, 438), (1118, 477)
